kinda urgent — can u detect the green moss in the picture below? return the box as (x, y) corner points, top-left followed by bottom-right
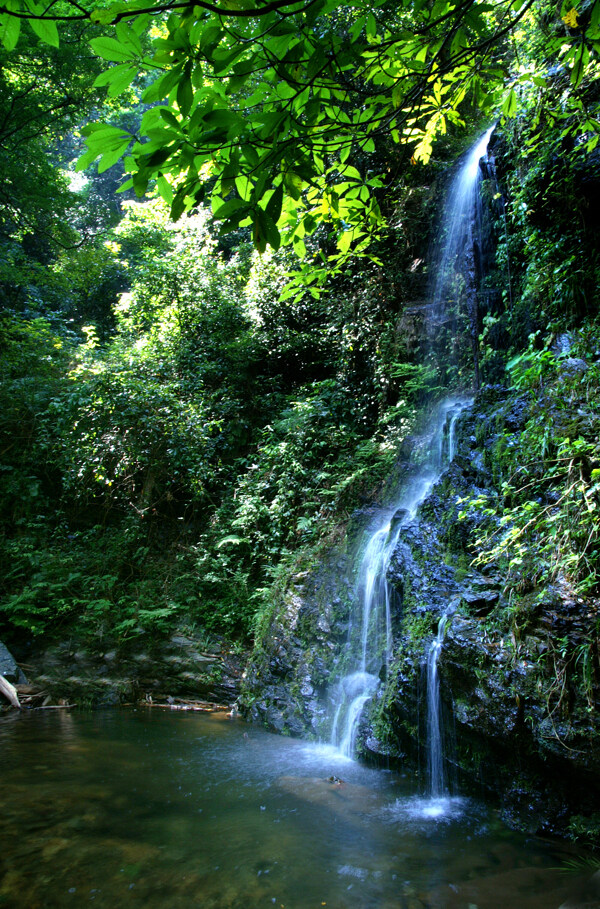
(401, 611), (435, 643)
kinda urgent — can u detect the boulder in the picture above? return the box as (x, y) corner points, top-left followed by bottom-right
(0, 642), (27, 685)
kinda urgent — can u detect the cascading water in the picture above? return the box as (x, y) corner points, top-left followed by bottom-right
(329, 399), (468, 758)
(432, 125), (495, 312)
(432, 125), (496, 389)
(426, 608), (456, 799)
(328, 127), (495, 777)
(422, 128), (497, 804)
(426, 617), (445, 799)
(437, 400), (466, 468)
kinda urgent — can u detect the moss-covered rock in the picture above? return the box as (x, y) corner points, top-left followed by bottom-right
(24, 626), (246, 708)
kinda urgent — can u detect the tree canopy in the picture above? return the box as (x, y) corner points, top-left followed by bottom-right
(1, 0), (599, 273)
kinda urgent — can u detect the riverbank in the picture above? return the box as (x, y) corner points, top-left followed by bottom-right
(0, 630), (246, 713)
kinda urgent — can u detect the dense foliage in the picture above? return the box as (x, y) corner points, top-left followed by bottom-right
(0, 0), (599, 663)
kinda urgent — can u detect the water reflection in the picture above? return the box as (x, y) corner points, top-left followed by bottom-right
(0, 709), (596, 908)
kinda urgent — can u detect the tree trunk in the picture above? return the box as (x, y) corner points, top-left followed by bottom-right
(0, 674), (21, 708)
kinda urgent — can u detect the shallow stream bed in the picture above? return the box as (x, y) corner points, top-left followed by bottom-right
(0, 709), (597, 908)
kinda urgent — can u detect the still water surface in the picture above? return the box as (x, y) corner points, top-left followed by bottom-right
(0, 709), (596, 908)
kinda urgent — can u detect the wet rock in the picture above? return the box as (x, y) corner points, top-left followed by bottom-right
(24, 626), (245, 709)
(561, 356), (589, 376)
(553, 332), (574, 356)
(132, 652), (151, 664)
(170, 634), (193, 646)
(316, 616), (331, 634)
(460, 586), (499, 616)
(0, 642), (27, 684)
(502, 394), (530, 431)
(265, 705), (286, 732)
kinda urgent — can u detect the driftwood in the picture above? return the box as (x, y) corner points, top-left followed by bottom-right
(139, 695), (231, 712)
(0, 674), (21, 709)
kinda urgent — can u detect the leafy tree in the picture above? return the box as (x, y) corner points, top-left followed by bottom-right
(0, 22), (100, 261)
(2, 0), (597, 270)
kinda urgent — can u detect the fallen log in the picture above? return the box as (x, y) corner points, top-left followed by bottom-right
(140, 697), (231, 712)
(0, 674), (21, 709)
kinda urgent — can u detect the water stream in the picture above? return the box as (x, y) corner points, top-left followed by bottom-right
(426, 610), (452, 801)
(0, 709), (595, 909)
(432, 124), (496, 316)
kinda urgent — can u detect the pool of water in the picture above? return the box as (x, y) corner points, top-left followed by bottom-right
(0, 709), (597, 908)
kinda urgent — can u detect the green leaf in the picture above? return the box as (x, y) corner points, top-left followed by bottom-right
(116, 177), (134, 193)
(142, 70), (181, 104)
(235, 174), (252, 201)
(213, 198), (248, 219)
(570, 43), (589, 86)
(106, 65), (137, 99)
(158, 108), (181, 130)
(502, 87), (518, 118)
(90, 8), (117, 25)
(217, 535), (246, 548)
(292, 237), (306, 258)
(337, 230), (353, 254)
(116, 20), (142, 54)
(342, 165), (362, 182)
(264, 214), (281, 250)
(75, 148), (99, 172)
(144, 145), (174, 167)
(252, 208), (269, 253)
(83, 125), (132, 149)
(170, 185), (188, 221)
(283, 171), (303, 200)
(265, 183), (284, 224)
(156, 175), (173, 203)
(97, 138), (131, 173)
(177, 76), (194, 116)
(28, 14), (59, 47)
(0, 13), (20, 51)
(90, 36), (135, 63)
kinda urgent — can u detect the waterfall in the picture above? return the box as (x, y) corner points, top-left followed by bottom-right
(329, 400), (467, 758)
(426, 610), (452, 798)
(432, 125), (496, 388)
(423, 127), (495, 797)
(328, 127), (494, 765)
(433, 125), (495, 311)
(437, 400), (465, 468)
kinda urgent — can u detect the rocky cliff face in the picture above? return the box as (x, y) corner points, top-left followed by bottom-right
(241, 543), (356, 737)
(241, 387), (600, 839)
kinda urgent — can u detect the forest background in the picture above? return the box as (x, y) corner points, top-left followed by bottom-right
(0, 0), (599, 693)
